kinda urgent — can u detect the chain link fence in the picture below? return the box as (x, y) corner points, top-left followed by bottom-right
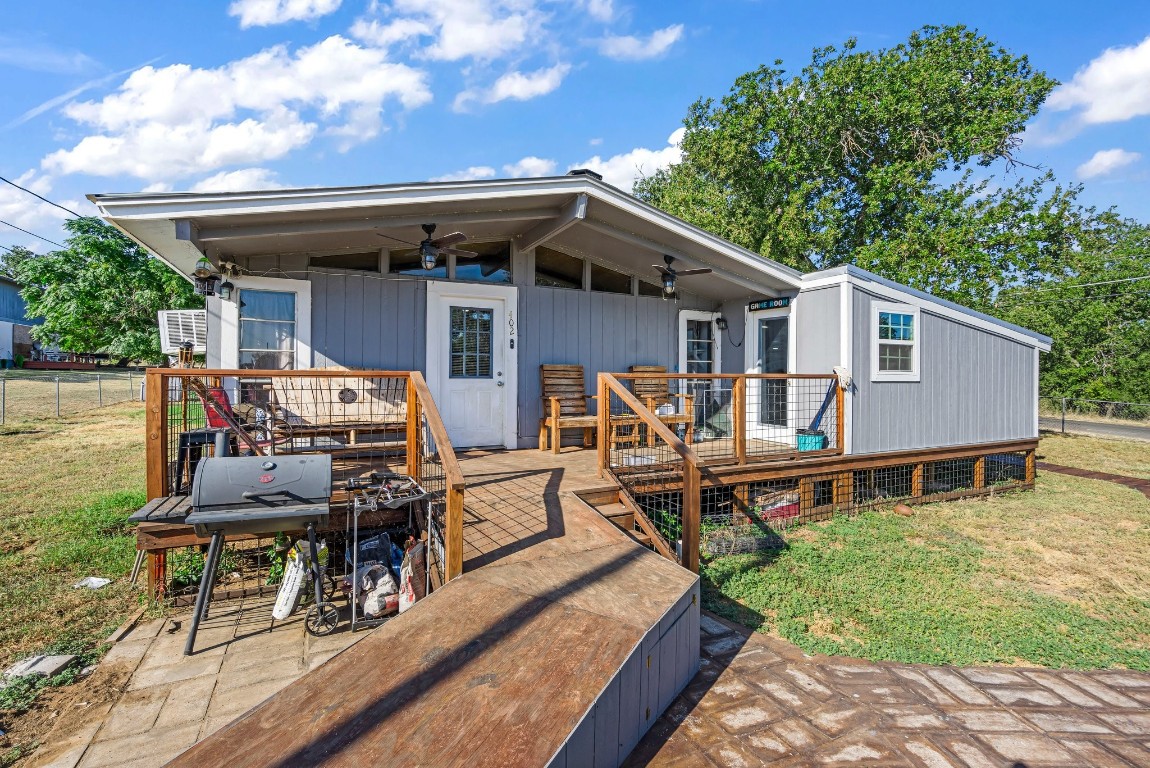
(1039, 396), (1150, 442)
(0, 370), (142, 424)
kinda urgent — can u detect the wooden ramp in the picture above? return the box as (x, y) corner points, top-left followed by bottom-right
(167, 449), (699, 768)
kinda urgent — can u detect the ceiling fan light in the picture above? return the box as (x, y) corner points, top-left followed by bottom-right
(420, 245), (438, 270)
(662, 273), (676, 296)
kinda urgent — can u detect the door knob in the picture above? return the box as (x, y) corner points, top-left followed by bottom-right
(497, 381), (505, 387)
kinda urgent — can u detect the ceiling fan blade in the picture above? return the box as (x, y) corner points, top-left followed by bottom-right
(440, 247), (478, 258)
(675, 268), (713, 276)
(431, 232), (467, 247)
(377, 232), (418, 246)
(652, 265), (672, 275)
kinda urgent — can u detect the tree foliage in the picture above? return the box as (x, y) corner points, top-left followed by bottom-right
(635, 25), (1096, 308)
(997, 220), (1150, 401)
(14, 217), (201, 363)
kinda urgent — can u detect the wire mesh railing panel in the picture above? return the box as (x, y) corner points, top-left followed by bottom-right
(1040, 396), (1150, 438)
(155, 372), (410, 498)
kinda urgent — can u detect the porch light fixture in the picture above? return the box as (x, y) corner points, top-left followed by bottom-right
(716, 316), (729, 331)
(218, 280), (235, 301)
(193, 254), (214, 279)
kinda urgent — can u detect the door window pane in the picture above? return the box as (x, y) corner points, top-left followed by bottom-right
(454, 241), (512, 283)
(758, 317), (789, 426)
(239, 289), (295, 369)
(534, 246), (583, 289)
(450, 306), (493, 378)
(590, 263), (631, 294)
(686, 319), (714, 374)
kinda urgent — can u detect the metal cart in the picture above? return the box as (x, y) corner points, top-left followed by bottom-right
(344, 472), (429, 631)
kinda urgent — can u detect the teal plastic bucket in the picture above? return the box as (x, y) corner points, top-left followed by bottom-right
(796, 429), (826, 451)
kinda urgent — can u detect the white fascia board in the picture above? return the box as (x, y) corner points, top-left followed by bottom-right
(89, 176), (804, 291)
(801, 266), (1052, 351)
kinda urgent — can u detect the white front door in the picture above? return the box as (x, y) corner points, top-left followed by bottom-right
(426, 282), (518, 449)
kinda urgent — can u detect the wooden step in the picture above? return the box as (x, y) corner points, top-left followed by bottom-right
(626, 529), (653, 548)
(596, 502), (634, 530)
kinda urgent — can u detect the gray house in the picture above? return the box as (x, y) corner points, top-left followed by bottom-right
(90, 173), (1050, 454)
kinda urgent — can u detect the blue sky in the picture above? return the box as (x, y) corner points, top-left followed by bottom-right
(3, 0), (1150, 252)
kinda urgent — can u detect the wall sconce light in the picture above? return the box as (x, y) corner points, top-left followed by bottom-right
(218, 280), (235, 301)
(716, 316), (729, 331)
(193, 254), (214, 279)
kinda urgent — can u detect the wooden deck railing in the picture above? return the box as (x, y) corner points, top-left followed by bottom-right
(143, 368), (466, 589)
(597, 371), (845, 573)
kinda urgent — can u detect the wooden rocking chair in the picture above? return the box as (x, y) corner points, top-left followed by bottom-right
(628, 365), (694, 446)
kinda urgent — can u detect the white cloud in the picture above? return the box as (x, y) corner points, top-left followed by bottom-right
(0, 39), (98, 74)
(589, 137), (603, 146)
(1048, 36), (1150, 124)
(190, 168), (286, 192)
(365, 0), (545, 63)
(1076, 148), (1142, 179)
(454, 63), (570, 111)
(581, 0), (614, 22)
(42, 35), (431, 181)
(570, 127), (685, 191)
(0, 170), (90, 250)
(228, 0), (342, 28)
(598, 24), (683, 61)
(429, 166), (497, 182)
(503, 156), (556, 177)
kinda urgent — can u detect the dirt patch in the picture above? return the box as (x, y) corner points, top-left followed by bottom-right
(2, 660), (135, 767)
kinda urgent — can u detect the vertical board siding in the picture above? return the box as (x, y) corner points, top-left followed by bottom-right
(794, 287), (841, 374)
(517, 285), (714, 442)
(0, 281), (30, 324)
(308, 272), (426, 371)
(851, 288), (1036, 454)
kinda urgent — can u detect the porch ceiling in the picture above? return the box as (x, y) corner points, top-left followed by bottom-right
(90, 176), (801, 300)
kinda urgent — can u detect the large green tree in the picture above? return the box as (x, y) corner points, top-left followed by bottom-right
(635, 25), (1097, 308)
(15, 217), (201, 363)
(997, 220), (1150, 401)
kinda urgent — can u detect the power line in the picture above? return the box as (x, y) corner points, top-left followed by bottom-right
(0, 174), (83, 218)
(0, 220), (65, 248)
(998, 287), (1150, 307)
(1018, 274), (1150, 292)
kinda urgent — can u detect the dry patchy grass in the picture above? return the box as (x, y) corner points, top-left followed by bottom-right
(1038, 433), (1150, 480)
(0, 401), (146, 669)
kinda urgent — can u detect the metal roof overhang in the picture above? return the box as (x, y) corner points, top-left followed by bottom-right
(89, 176), (803, 302)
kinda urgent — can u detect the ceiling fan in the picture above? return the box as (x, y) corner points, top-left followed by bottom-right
(653, 255), (711, 298)
(379, 223), (478, 270)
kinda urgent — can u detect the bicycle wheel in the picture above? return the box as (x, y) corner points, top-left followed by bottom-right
(305, 601), (340, 636)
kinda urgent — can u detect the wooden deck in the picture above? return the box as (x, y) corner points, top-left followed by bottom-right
(168, 447), (700, 768)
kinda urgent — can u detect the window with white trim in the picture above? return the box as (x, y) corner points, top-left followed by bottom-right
(871, 302), (919, 382)
(238, 289), (296, 370)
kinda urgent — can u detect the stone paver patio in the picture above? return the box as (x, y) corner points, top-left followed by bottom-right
(28, 597), (363, 768)
(627, 612), (1150, 767)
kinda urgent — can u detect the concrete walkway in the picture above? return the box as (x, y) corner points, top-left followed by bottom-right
(28, 597), (362, 768)
(628, 612), (1150, 767)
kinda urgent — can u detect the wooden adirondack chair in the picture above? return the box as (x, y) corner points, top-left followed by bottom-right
(628, 365), (694, 446)
(538, 365), (640, 453)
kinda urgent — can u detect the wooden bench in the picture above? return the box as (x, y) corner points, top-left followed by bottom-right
(629, 365), (694, 446)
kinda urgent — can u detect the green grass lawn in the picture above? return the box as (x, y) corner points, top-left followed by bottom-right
(704, 437), (1150, 670)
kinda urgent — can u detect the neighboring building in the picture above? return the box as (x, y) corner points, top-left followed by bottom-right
(0, 275), (38, 366)
(90, 173), (1050, 453)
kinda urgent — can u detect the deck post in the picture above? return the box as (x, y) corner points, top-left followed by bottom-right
(597, 375), (609, 478)
(732, 482), (749, 524)
(835, 380), (846, 454)
(833, 471), (852, 509)
(681, 462), (701, 573)
(973, 455), (986, 489)
(911, 463), (924, 498)
(406, 377), (422, 482)
(145, 370), (168, 500)
(446, 484), (464, 581)
(732, 377), (747, 464)
(1025, 448), (1036, 484)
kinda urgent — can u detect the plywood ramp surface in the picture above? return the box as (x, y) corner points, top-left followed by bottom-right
(168, 449), (699, 768)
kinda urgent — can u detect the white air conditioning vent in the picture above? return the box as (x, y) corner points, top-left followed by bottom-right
(158, 310), (207, 354)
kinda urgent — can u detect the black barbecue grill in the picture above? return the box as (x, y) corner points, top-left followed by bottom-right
(183, 455), (333, 654)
